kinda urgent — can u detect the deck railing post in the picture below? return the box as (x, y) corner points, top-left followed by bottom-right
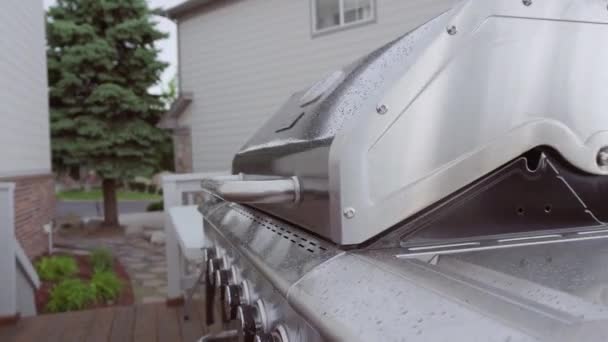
(0, 183), (17, 318)
(162, 172), (225, 304)
(163, 176), (183, 302)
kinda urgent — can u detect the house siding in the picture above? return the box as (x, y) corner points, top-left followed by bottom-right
(0, 0), (54, 258)
(0, 0), (52, 177)
(178, 0), (458, 172)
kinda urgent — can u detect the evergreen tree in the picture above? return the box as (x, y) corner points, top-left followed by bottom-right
(47, 0), (168, 226)
(158, 76), (178, 172)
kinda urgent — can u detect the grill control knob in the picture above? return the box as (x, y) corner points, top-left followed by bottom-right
(214, 265), (238, 289)
(207, 256), (228, 287)
(237, 300), (268, 342)
(206, 255), (227, 326)
(202, 247), (217, 264)
(253, 334), (272, 342)
(214, 266), (239, 323)
(253, 325), (289, 342)
(223, 280), (251, 321)
(214, 269), (232, 288)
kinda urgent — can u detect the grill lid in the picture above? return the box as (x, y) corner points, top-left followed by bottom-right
(208, 0), (608, 246)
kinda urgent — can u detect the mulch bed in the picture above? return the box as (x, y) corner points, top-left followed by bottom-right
(35, 253), (134, 314)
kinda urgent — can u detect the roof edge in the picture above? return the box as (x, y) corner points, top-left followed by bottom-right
(164, 0), (218, 20)
(158, 92), (194, 130)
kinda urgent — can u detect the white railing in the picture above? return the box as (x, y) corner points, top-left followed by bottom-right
(162, 172), (223, 302)
(0, 183), (39, 318)
(0, 183), (17, 318)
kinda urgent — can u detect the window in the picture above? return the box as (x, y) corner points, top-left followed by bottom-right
(312, 0), (375, 34)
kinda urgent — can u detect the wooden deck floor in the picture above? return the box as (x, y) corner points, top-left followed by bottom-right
(0, 301), (207, 342)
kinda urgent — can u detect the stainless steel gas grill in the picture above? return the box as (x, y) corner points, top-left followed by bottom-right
(196, 1), (608, 341)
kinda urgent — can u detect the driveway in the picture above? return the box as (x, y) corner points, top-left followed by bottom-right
(56, 200), (155, 218)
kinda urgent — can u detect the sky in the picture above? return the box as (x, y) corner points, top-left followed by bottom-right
(43, 0), (183, 94)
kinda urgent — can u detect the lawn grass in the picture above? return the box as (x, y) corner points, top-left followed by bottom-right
(57, 189), (161, 201)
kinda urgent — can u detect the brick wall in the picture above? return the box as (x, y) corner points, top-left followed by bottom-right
(1, 174), (55, 258)
(173, 127), (193, 173)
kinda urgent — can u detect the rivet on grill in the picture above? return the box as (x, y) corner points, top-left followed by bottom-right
(343, 208), (356, 219)
(522, 0), (532, 6)
(446, 26), (457, 35)
(376, 105), (388, 115)
(597, 147), (608, 168)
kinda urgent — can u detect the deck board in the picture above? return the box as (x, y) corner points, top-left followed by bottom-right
(133, 303), (158, 342)
(12, 310), (68, 342)
(156, 303), (182, 342)
(60, 310), (97, 342)
(177, 303), (205, 342)
(109, 306), (136, 342)
(0, 301), (206, 342)
(85, 307), (116, 342)
(46, 311), (71, 342)
(0, 315), (46, 342)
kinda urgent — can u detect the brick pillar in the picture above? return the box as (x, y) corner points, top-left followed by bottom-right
(0, 174), (55, 259)
(173, 127), (193, 173)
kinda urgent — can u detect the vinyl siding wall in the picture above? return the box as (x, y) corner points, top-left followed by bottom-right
(178, 0), (458, 172)
(0, 0), (52, 177)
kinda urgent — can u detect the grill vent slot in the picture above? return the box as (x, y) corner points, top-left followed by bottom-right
(232, 206), (328, 254)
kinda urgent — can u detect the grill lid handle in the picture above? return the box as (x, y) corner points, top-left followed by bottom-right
(201, 174), (301, 204)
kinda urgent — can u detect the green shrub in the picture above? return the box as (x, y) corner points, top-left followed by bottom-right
(46, 279), (96, 313)
(90, 271), (122, 302)
(146, 200), (164, 212)
(90, 248), (113, 273)
(36, 256), (78, 282)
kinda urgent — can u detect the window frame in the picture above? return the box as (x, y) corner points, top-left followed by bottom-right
(310, 0), (377, 37)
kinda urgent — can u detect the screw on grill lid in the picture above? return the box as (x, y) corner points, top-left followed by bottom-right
(343, 207), (356, 219)
(376, 104), (388, 115)
(597, 147), (608, 168)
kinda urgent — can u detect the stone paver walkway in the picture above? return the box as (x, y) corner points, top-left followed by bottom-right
(54, 234), (168, 304)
